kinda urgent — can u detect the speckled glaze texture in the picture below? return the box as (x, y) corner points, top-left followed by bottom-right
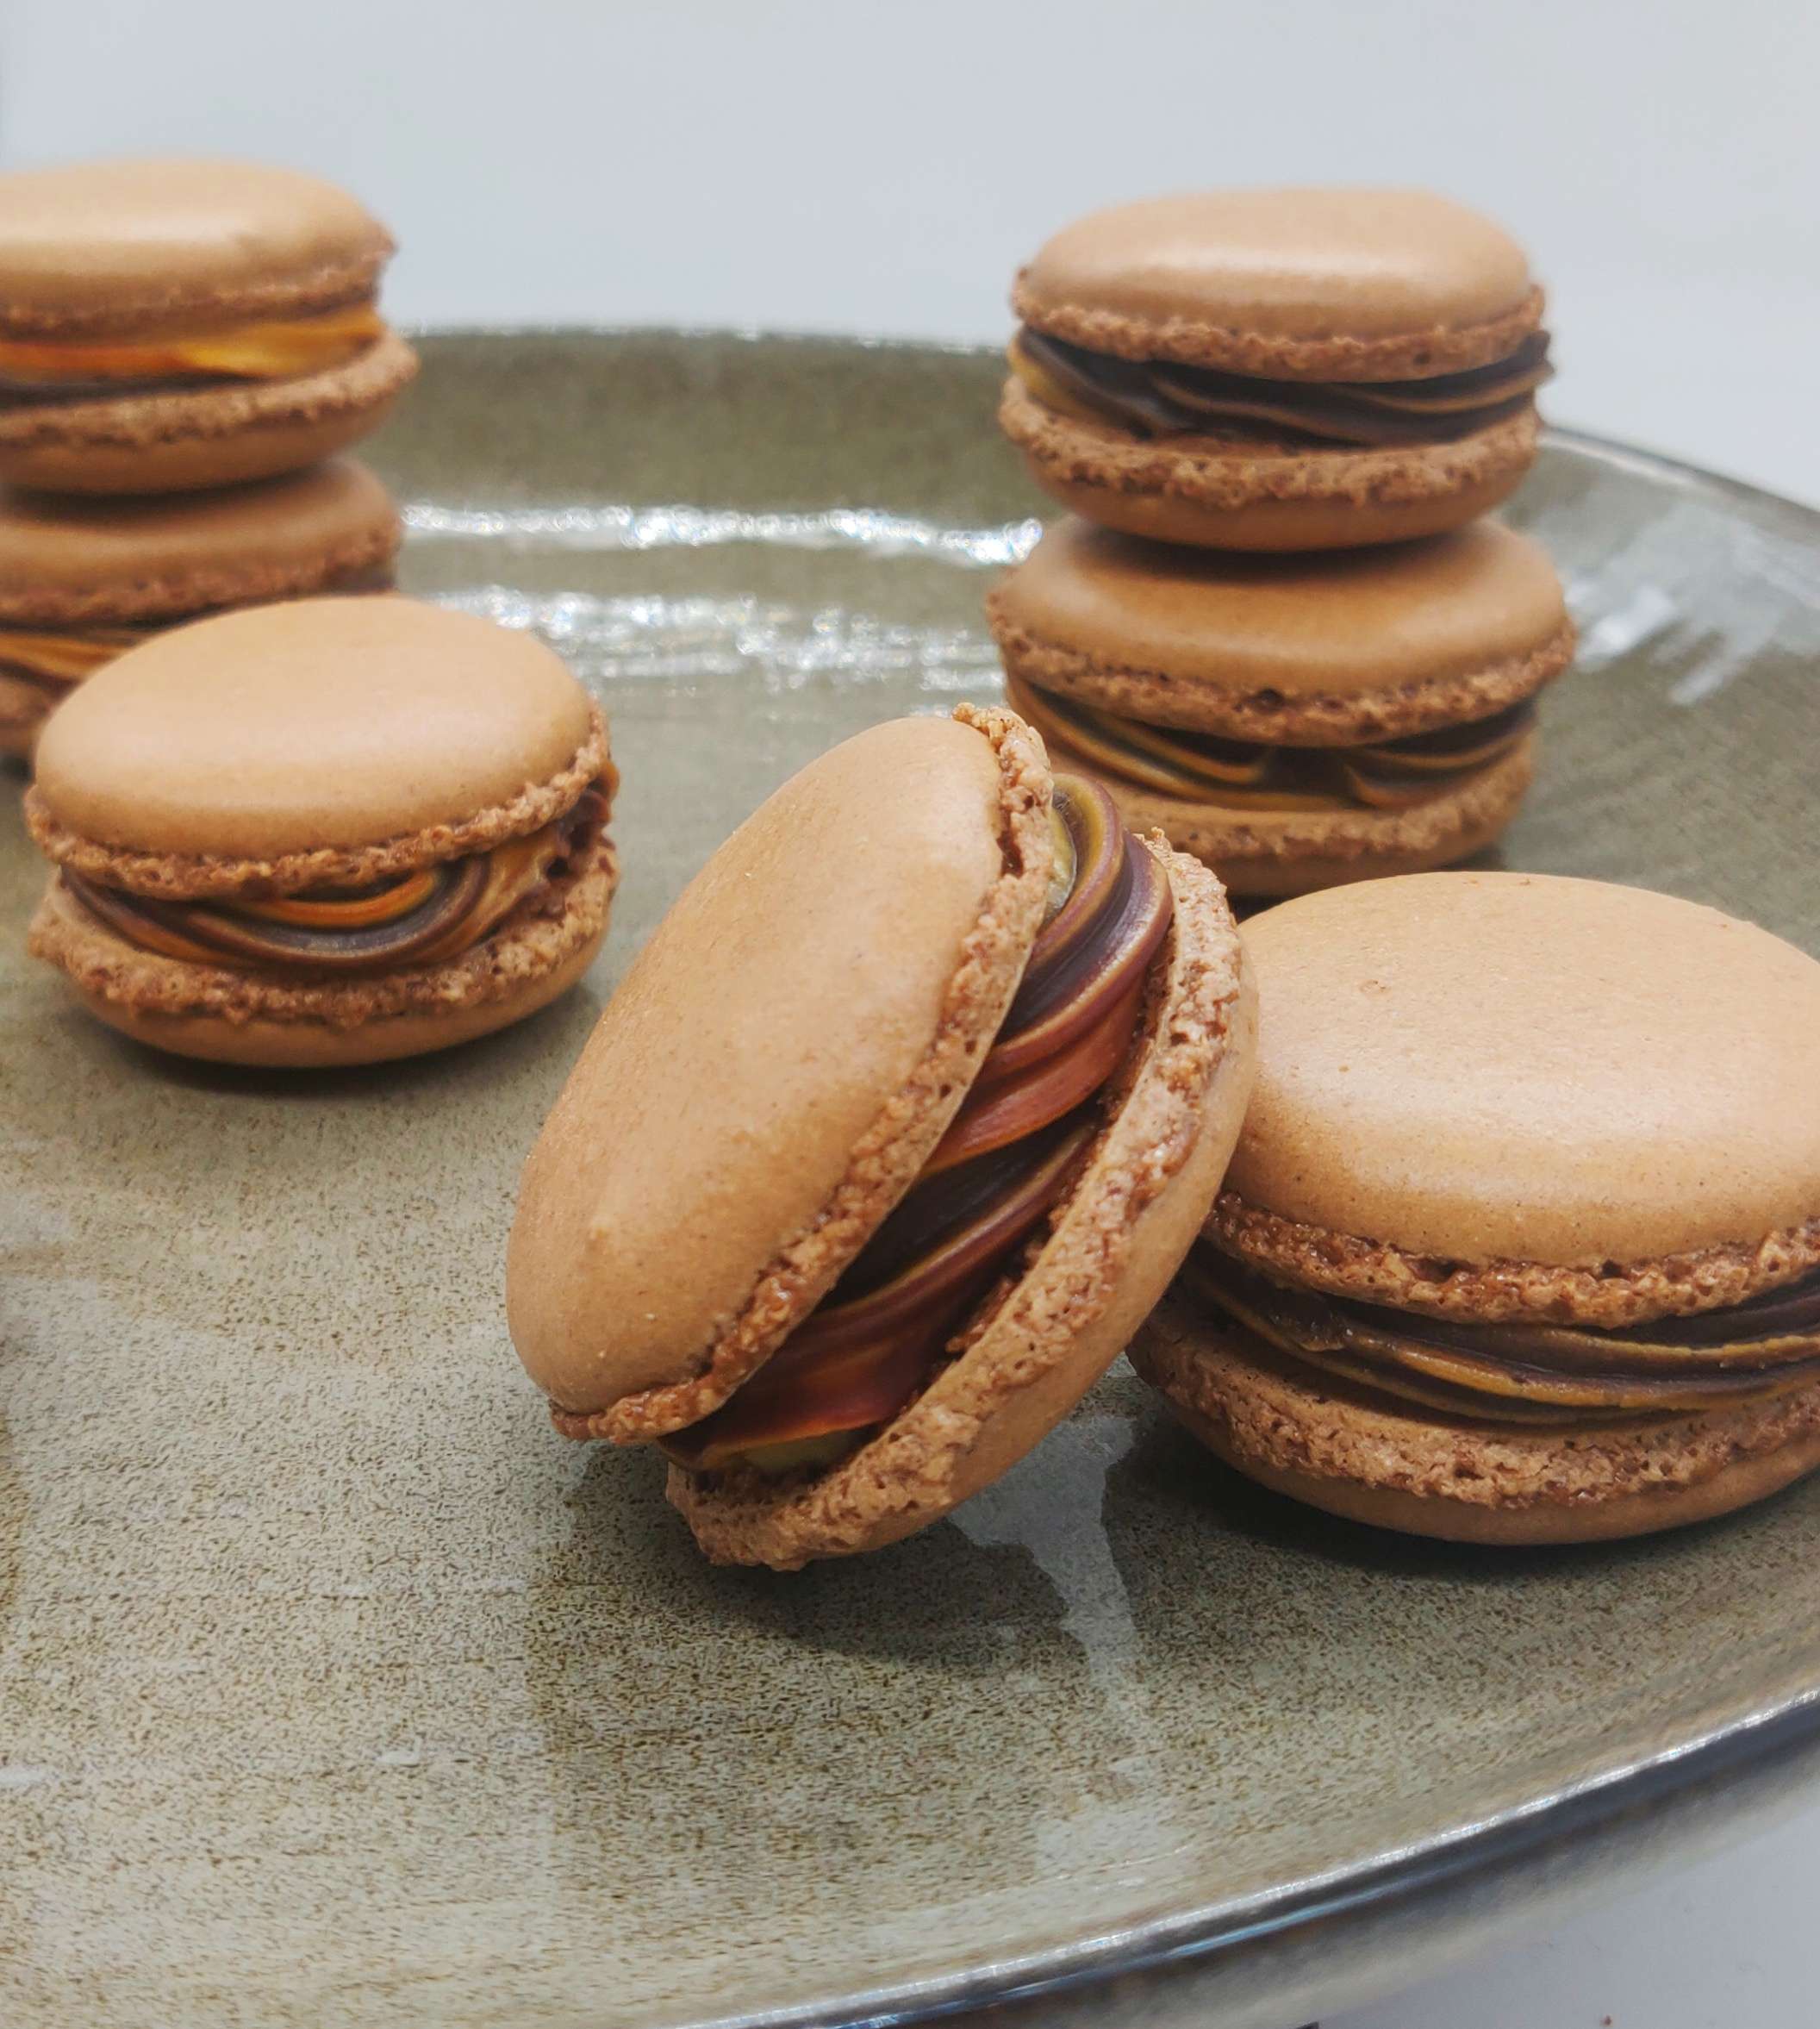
(4, 334), (1820, 2029)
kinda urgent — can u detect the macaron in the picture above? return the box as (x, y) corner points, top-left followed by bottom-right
(1132, 873), (1820, 1545)
(0, 459), (401, 760)
(988, 516), (1574, 897)
(507, 707), (1256, 1568)
(1000, 189), (1549, 552)
(25, 596), (615, 1067)
(0, 158), (418, 495)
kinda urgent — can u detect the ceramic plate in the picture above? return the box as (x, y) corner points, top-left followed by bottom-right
(5, 335), (1820, 2029)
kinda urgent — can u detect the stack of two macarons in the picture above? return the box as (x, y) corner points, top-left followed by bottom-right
(0, 159), (419, 759)
(988, 189), (1575, 898)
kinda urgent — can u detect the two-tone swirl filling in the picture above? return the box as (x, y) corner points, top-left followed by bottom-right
(1005, 671), (1532, 816)
(59, 782), (610, 977)
(1191, 1249), (1820, 1426)
(1008, 326), (1552, 451)
(0, 302), (390, 409)
(659, 774), (1173, 1479)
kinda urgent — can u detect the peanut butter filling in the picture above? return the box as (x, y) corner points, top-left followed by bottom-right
(62, 784), (608, 973)
(659, 775), (1173, 1479)
(0, 302), (386, 399)
(1009, 326), (1551, 449)
(1006, 671), (1533, 815)
(1192, 1249), (1820, 1427)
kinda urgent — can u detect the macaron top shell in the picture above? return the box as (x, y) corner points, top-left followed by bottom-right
(0, 460), (400, 625)
(991, 519), (1568, 703)
(1225, 873), (1820, 1273)
(31, 598), (597, 865)
(508, 709), (1052, 1428)
(0, 158), (394, 337)
(1014, 188), (1538, 378)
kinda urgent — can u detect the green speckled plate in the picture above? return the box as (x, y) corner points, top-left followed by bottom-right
(5, 334), (1820, 2029)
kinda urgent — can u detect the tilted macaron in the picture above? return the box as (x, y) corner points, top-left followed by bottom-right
(0, 459), (400, 760)
(1001, 189), (1549, 552)
(988, 517), (1574, 897)
(1132, 873), (1820, 1544)
(508, 708), (1256, 1568)
(25, 597), (615, 1066)
(0, 159), (417, 494)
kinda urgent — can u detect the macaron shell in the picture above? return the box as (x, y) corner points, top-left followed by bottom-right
(0, 459), (400, 626)
(1000, 378), (1537, 553)
(32, 596), (597, 862)
(28, 842), (614, 1066)
(1134, 1300), (1820, 1545)
(0, 328), (417, 495)
(0, 670), (49, 759)
(509, 709), (1052, 1426)
(670, 841), (1256, 1568)
(988, 518), (1570, 732)
(1073, 733), (1534, 899)
(1226, 872), (1820, 1269)
(1014, 189), (1537, 377)
(0, 158), (393, 336)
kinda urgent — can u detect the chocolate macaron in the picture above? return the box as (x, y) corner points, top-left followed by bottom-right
(1133, 873), (1820, 1544)
(508, 708), (1256, 1568)
(0, 159), (417, 494)
(25, 597), (615, 1066)
(0, 459), (400, 760)
(1001, 189), (1549, 551)
(988, 516), (1574, 896)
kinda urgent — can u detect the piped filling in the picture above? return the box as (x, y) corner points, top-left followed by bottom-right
(1008, 326), (1552, 449)
(0, 302), (388, 406)
(658, 774), (1174, 1479)
(1191, 1248), (1820, 1426)
(1006, 671), (1533, 815)
(0, 565), (396, 698)
(60, 783), (609, 975)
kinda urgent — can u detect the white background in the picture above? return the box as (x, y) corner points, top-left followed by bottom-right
(6, 4), (1820, 2025)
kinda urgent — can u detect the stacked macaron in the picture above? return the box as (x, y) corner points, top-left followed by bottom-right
(0, 158), (417, 754)
(989, 189), (1575, 898)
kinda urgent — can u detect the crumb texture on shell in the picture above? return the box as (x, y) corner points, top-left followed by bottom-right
(1000, 380), (1538, 512)
(1217, 874), (1820, 1283)
(513, 707), (1054, 1435)
(0, 460), (401, 627)
(1134, 1302), (1820, 1535)
(670, 841), (1255, 1568)
(1012, 189), (1539, 378)
(27, 600), (604, 881)
(0, 157), (396, 335)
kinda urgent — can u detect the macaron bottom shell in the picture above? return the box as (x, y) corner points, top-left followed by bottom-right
(1133, 1301), (1820, 1545)
(1047, 729), (1536, 900)
(28, 845), (613, 1068)
(0, 330), (418, 496)
(1000, 380), (1537, 553)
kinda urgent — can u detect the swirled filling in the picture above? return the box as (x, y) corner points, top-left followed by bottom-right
(1009, 326), (1551, 449)
(1, 565), (395, 697)
(1006, 671), (1533, 815)
(61, 784), (608, 974)
(0, 302), (386, 405)
(659, 774), (1174, 1479)
(1190, 1248), (1820, 1426)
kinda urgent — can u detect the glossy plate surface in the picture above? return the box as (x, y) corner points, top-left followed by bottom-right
(4, 334), (1820, 2028)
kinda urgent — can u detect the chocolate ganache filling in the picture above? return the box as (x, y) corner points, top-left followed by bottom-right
(1010, 327), (1552, 449)
(659, 775), (1174, 1478)
(1192, 1250), (1820, 1427)
(63, 783), (608, 975)
(1005, 671), (1533, 815)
